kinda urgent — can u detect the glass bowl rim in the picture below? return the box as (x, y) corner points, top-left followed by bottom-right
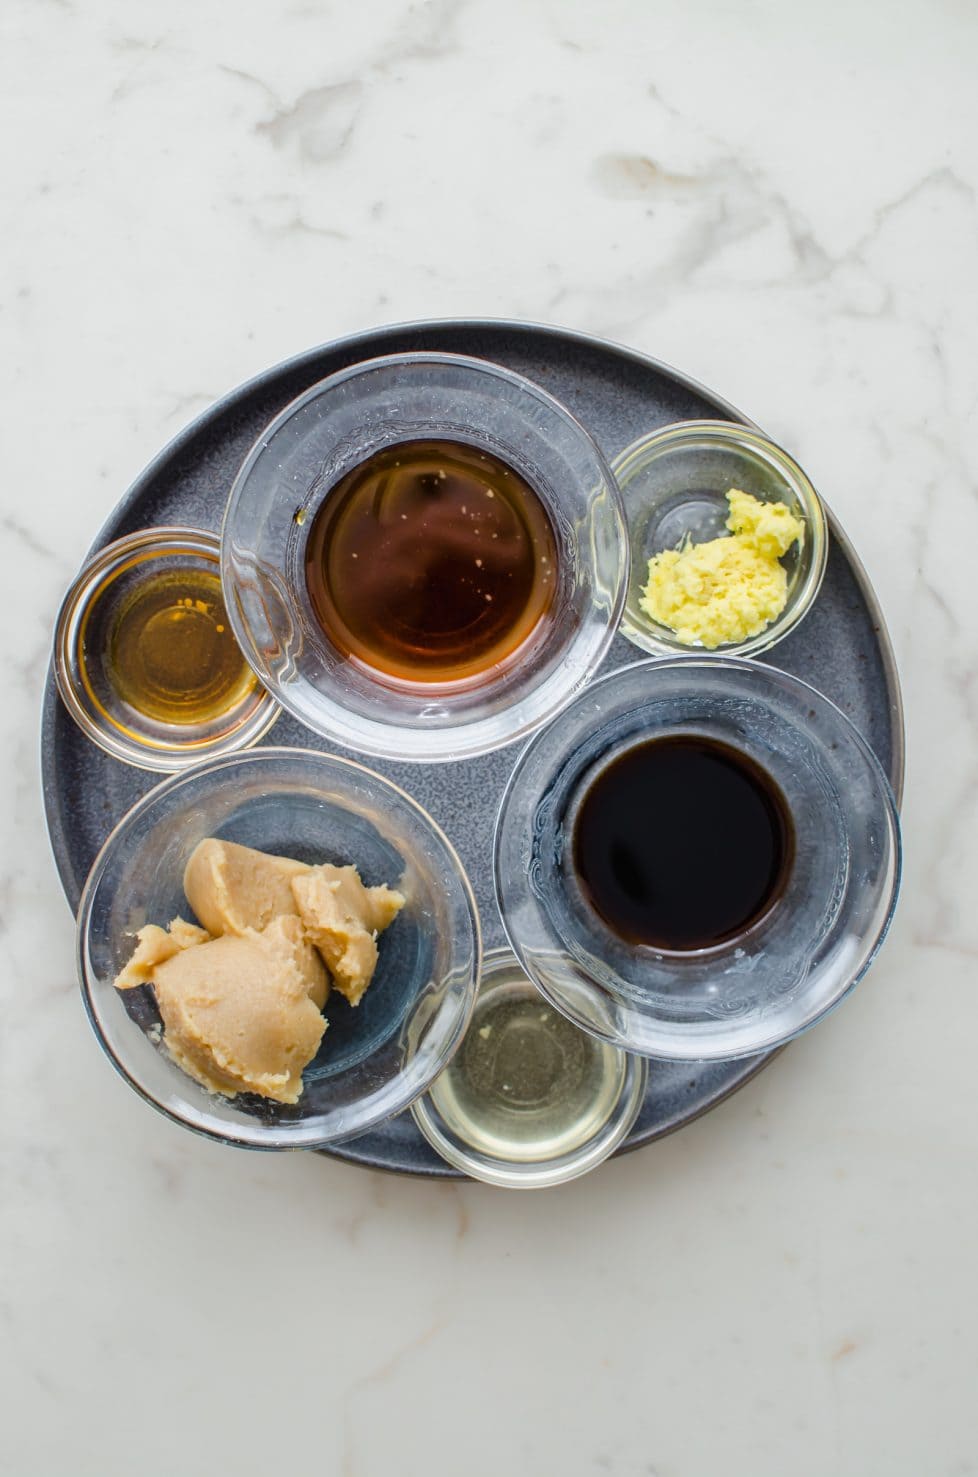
(613, 419), (829, 659)
(76, 744), (483, 1149)
(54, 524), (281, 772)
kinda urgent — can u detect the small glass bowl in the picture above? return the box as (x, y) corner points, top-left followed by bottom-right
(614, 421), (828, 657)
(411, 948), (647, 1188)
(77, 748), (481, 1148)
(222, 352), (628, 763)
(494, 657), (901, 1062)
(55, 527), (280, 771)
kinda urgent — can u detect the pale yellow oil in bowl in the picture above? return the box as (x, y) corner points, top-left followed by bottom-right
(428, 977), (628, 1164)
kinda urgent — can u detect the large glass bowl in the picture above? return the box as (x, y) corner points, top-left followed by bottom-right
(494, 657), (901, 1061)
(77, 748), (481, 1147)
(221, 352), (628, 763)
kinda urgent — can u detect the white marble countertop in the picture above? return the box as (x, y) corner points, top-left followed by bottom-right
(3, 2), (975, 1473)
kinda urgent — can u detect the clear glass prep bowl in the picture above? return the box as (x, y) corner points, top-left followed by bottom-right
(54, 526), (280, 772)
(221, 352), (628, 763)
(614, 421), (828, 658)
(77, 748), (481, 1148)
(494, 657), (901, 1061)
(411, 948), (648, 1189)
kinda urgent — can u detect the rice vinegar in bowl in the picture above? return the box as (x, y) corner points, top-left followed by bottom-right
(411, 950), (647, 1187)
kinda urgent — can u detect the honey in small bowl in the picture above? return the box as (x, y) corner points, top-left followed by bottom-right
(104, 565), (255, 725)
(55, 527), (279, 772)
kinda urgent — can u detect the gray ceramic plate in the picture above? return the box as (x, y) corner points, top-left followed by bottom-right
(41, 319), (905, 1177)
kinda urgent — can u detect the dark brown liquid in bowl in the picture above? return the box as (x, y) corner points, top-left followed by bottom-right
(304, 439), (558, 684)
(572, 735), (794, 951)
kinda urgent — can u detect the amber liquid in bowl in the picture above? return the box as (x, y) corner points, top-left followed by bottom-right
(304, 439), (558, 685)
(105, 566), (256, 726)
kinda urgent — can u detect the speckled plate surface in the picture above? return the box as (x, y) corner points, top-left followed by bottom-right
(41, 320), (904, 1177)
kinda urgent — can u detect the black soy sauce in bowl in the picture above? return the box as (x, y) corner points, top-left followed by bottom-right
(494, 657), (900, 1061)
(571, 735), (795, 952)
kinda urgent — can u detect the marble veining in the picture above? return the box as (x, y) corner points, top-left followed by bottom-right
(2, 1), (976, 1474)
